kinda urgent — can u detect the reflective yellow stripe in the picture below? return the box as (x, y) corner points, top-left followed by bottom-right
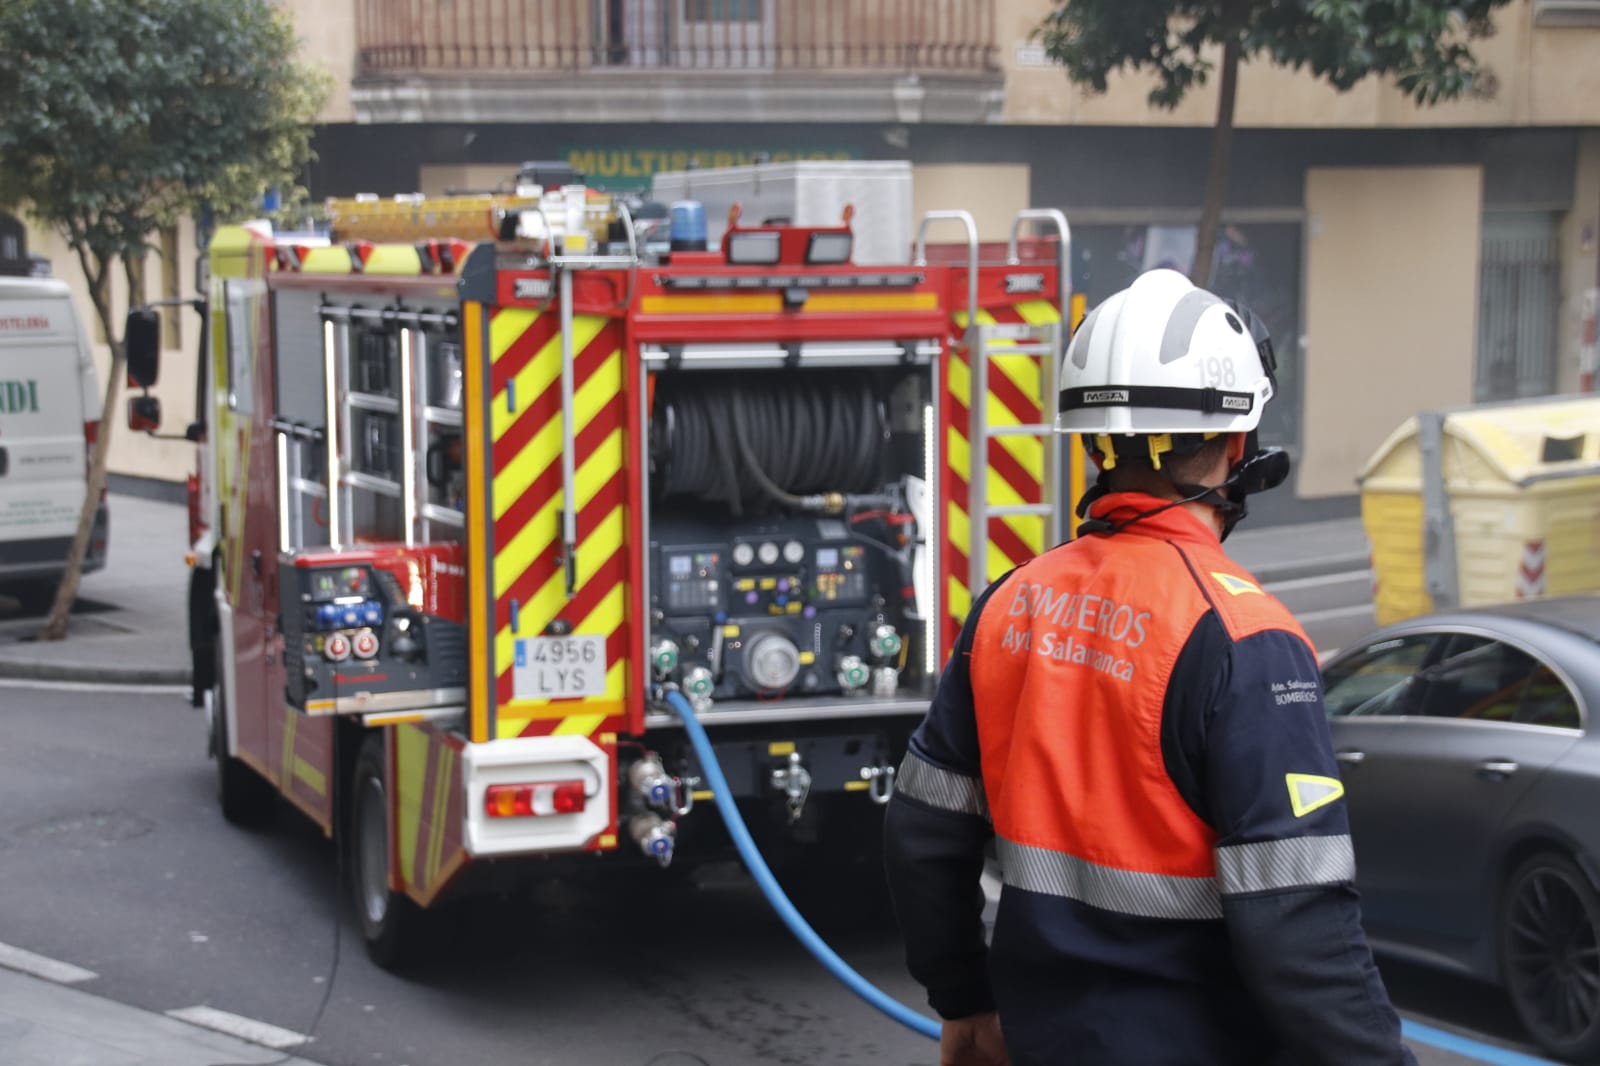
(552, 714), (607, 736)
(492, 357), (623, 521)
(495, 503), (625, 665)
(427, 745), (453, 885)
(292, 757), (327, 796)
(463, 301), (491, 743)
(396, 728), (426, 889)
(362, 246), (424, 276)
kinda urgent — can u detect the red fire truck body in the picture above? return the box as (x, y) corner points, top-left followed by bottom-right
(173, 188), (1072, 962)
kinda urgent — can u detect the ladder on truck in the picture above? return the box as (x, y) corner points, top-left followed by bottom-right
(914, 208), (1073, 601)
(321, 305), (467, 551)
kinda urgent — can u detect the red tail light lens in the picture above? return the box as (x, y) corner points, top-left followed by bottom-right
(484, 780), (587, 819)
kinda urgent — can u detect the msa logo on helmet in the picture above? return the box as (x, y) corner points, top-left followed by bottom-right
(1219, 394), (1252, 412)
(1082, 389), (1128, 405)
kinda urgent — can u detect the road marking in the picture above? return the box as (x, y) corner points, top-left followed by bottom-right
(0, 678), (189, 696)
(165, 1006), (310, 1050)
(1293, 603), (1375, 625)
(1264, 569), (1373, 594)
(1401, 1018), (1557, 1065)
(0, 941), (97, 984)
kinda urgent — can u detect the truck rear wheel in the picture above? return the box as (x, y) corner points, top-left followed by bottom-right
(211, 647), (275, 827)
(349, 733), (423, 969)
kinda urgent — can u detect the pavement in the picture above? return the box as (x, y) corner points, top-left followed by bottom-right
(0, 490), (1378, 1066)
(0, 966), (320, 1066)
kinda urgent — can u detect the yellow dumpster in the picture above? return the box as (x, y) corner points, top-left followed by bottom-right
(1359, 396), (1600, 626)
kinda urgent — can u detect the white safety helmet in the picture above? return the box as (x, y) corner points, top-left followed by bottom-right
(1057, 268), (1276, 441)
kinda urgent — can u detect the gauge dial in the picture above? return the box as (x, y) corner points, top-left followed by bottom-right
(783, 540), (805, 564)
(757, 541), (780, 566)
(732, 543), (755, 567)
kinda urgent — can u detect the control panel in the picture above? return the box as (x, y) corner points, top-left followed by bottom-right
(280, 542), (467, 715)
(650, 515), (909, 704)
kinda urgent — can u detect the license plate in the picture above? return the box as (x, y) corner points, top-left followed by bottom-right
(512, 634), (606, 700)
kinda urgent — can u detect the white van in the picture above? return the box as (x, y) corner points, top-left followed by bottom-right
(0, 277), (108, 611)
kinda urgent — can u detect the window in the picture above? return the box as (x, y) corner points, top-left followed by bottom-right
(1518, 665), (1582, 730)
(1323, 635), (1437, 718)
(683, 0), (762, 21)
(1411, 637), (1536, 722)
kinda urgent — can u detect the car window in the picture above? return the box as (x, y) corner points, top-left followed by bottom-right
(1517, 665), (1582, 730)
(1322, 635), (1437, 718)
(1414, 638), (1539, 722)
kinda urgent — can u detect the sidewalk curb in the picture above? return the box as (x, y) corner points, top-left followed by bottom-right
(0, 657), (190, 686)
(1251, 552), (1371, 586)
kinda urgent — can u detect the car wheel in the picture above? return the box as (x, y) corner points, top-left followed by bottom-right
(349, 733), (422, 970)
(1500, 852), (1600, 1061)
(211, 647), (275, 827)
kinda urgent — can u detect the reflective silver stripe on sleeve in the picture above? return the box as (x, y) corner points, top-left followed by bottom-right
(997, 838), (1223, 921)
(894, 751), (990, 820)
(1215, 835), (1356, 897)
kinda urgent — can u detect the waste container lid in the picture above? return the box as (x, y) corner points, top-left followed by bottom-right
(1360, 396), (1600, 487)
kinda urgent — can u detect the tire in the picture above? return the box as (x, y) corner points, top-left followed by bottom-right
(349, 733), (423, 970)
(211, 647), (275, 827)
(1500, 852), (1600, 1062)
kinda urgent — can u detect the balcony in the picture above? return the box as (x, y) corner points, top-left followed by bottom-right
(352, 0), (1004, 125)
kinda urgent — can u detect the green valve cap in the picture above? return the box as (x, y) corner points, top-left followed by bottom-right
(683, 666), (714, 698)
(651, 639), (680, 674)
(871, 625), (902, 659)
(837, 655), (869, 690)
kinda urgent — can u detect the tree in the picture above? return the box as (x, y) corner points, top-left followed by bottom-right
(0, 0), (326, 639)
(1034, 0), (1511, 287)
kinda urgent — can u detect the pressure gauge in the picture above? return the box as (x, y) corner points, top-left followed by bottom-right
(783, 540), (805, 565)
(732, 543), (755, 567)
(758, 541), (780, 566)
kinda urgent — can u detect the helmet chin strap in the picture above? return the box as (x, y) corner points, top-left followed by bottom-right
(1075, 441), (1290, 543)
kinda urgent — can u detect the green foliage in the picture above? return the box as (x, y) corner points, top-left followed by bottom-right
(0, 0), (328, 265)
(1033, 0), (1511, 110)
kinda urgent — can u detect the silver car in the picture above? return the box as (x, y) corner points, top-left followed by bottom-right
(1321, 595), (1600, 1062)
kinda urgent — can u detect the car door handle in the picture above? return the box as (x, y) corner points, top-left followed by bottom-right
(1335, 750), (1365, 765)
(1477, 759), (1519, 779)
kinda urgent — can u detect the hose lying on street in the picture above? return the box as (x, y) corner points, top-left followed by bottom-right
(663, 689), (940, 1041)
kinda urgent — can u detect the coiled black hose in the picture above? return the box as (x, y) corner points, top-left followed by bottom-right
(654, 373), (884, 514)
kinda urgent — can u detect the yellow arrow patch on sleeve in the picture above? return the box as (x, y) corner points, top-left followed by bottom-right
(1212, 571), (1264, 597)
(1286, 773), (1345, 818)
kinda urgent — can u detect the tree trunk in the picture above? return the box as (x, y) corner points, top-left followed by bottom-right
(1191, 28), (1242, 290)
(39, 250), (129, 640)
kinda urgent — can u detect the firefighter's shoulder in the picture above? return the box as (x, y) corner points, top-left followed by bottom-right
(1183, 550), (1310, 648)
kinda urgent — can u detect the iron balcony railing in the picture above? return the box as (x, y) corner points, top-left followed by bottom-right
(355, 0), (997, 74)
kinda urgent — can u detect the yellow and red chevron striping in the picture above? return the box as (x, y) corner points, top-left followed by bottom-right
(486, 302), (635, 742)
(940, 299), (1059, 653)
(394, 725), (467, 906)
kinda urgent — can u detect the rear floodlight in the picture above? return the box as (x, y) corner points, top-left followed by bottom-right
(806, 231), (853, 265)
(727, 231), (782, 265)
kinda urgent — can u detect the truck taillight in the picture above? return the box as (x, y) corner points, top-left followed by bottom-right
(484, 781), (587, 818)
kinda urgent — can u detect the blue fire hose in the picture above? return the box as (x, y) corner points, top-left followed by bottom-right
(664, 690), (941, 1041)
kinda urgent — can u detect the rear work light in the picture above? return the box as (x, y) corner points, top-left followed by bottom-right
(484, 780), (587, 818)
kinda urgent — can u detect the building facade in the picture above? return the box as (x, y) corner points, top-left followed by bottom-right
(19, 0), (1600, 520)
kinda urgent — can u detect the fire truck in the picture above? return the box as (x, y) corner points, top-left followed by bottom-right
(129, 174), (1074, 965)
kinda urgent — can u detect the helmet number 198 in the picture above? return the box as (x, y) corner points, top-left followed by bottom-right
(1203, 358), (1237, 388)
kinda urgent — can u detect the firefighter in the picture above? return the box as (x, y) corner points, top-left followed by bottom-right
(884, 269), (1416, 1066)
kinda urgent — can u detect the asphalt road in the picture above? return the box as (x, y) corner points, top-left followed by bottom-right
(0, 671), (1550, 1066)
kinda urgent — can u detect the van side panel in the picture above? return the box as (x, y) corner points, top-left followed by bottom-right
(0, 283), (94, 580)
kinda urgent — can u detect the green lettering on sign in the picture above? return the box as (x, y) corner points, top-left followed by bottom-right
(559, 147), (860, 192)
(0, 379), (39, 413)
